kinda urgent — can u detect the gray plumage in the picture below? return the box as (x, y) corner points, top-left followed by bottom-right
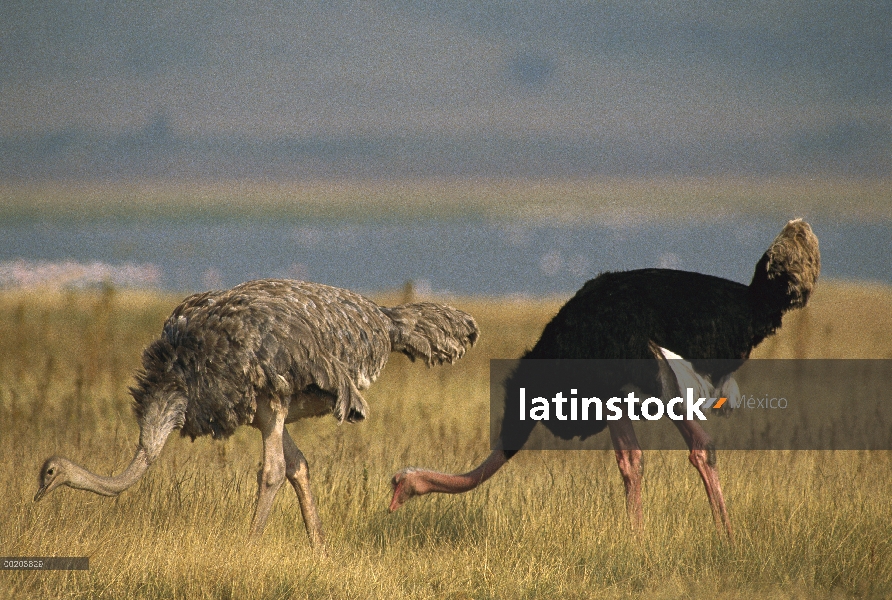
(137, 280), (478, 436)
(36, 279), (479, 549)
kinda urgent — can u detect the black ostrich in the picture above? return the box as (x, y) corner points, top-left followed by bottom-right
(390, 219), (820, 540)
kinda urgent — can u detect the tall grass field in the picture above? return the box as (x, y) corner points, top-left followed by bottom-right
(2, 281), (892, 598)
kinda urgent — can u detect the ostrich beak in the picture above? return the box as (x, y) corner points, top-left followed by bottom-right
(389, 470), (415, 512)
(34, 485), (48, 502)
(389, 479), (406, 512)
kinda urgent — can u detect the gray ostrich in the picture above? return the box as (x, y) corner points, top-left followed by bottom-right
(390, 219), (820, 541)
(35, 279), (478, 549)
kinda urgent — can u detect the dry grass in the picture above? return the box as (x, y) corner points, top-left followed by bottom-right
(2, 281), (892, 599)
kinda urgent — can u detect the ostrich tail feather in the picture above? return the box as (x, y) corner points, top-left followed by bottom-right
(382, 302), (479, 366)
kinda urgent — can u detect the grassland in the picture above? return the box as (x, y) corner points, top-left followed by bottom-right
(2, 281), (892, 599)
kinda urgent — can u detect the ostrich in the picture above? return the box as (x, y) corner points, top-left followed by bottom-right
(390, 219), (820, 540)
(35, 279), (479, 549)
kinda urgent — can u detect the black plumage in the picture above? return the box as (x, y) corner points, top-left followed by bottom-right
(501, 269), (777, 451)
(500, 219), (819, 454)
(390, 219), (820, 542)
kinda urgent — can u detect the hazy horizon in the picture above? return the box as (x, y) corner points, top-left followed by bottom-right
(2, 1), (889, 180)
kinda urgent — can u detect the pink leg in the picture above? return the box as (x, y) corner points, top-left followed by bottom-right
(608, 416), (644, 533)
(282, 428), (325, 551)
(673, 419), (734, 542)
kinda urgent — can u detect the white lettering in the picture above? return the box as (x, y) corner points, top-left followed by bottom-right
(686, 387), (707, 420)
(552, 392), (568, 420)
(582, 397), (602, 420)
(641, 397), (664, 420)
(624, 391), (641, 420)
(606, 397), (623, 420)
(530, 396), (549, 420)
(519, 387), (526, 421)
(667, 396), (684, 420)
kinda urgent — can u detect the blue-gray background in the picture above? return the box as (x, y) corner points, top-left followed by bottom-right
(1, 2), (889, 293)
(1, 1), (888, 179)
(1, 217), (889, 294)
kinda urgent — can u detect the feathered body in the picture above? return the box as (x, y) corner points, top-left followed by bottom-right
(502, 218), (820, 450)
(390, 219), (820, 543)
(528, 217), (819, 364)
(131, 279), (478, 441)
(529, 270), (771, 361)
(36, 278), (479, 549)
(500, 270), (785, 450)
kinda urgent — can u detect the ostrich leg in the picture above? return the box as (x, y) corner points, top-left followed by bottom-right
(282, 428), (325, 549)
(673, 419), (734, 542)
(250, 400), (287, 537)
(608, 416), (644, 533)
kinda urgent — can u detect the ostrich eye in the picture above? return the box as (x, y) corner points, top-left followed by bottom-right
(47, 468), (54, 475)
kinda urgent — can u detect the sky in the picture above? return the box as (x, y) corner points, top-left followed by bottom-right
(1, 0), (889, 179)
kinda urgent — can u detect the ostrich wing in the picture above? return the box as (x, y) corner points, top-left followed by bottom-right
(148, 280), (394, 439)
(653, 345), (741, 410)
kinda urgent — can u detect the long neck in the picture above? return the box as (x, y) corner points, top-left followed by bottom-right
(66, 447), (151, 497)
(416, 449), (507, 494)
(390, 448), (508, 511)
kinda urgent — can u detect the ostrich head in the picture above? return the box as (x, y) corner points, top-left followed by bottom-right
(35, 449), (150, 501)
(34, 456), (72, 501)
(389, 467), (429, 511)
(749, 218), (820, 312)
